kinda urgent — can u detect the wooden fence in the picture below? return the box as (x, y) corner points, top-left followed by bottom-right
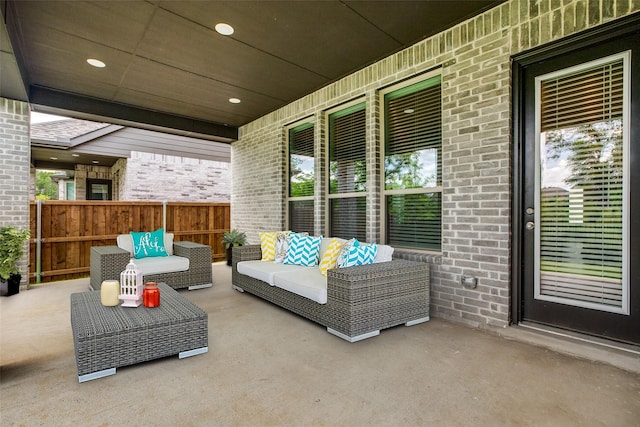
(28, 200), (230, 284)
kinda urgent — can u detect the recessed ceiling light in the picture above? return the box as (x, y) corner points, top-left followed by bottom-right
(87, 58), (106, 68)
(92, 160), (100, 164)
(215, 23), (234, 36)
(71, 153), (80, 157)
(50, 157), (58, 160)
(229, 98), (241, 104)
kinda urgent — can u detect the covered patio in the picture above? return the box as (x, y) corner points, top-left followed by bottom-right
(1, 263), (638, 426)
(2, 2), (640, 423)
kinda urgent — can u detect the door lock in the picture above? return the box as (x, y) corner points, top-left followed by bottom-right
(526, 221), (535, 230)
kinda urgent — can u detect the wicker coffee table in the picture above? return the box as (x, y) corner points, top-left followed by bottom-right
(70, 283), (208, 382)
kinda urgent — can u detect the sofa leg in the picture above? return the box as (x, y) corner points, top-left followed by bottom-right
(405, 316), (430, 326)
(78, 367), (116, 383)
(231, 285), (245, 293)
(179, 346), (208, 359)
(188, 283), (213, 290)
(327, 328), (380, 342)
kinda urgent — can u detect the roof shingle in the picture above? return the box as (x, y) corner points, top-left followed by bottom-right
(31, 119), (110, 141)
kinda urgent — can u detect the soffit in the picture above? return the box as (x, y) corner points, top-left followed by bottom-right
(2, 0), (503, 141)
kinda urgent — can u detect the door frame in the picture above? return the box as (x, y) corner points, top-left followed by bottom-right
(511, 14), (640, 327)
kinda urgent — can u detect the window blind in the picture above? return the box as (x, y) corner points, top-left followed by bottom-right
(384, 75), (442, 250)
(540, 60), (623, 132)
(538, 56), (626, 312)
(289, 123), (315, 197)
(330, 198), (366, 241)
(386, 193), (441, 249)
(385, 77), (442, 160)
(328, 102), (367, 239)
(329, 103), (366, 194)
(289, 200), (314, 235)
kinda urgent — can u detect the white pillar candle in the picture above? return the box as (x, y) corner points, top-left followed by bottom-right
(101, 280), (120, 306)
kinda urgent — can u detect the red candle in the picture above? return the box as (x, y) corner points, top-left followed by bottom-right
(143, 282), (160, 308)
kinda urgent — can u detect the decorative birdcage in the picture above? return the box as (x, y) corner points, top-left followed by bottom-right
(119, 259), (143, 307)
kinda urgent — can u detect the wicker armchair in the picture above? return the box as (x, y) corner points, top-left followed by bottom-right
(90, 241), (213, 291)
(232, 245), (430, 342)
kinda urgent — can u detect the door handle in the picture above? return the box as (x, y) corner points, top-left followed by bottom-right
(526, 221), (535, 230)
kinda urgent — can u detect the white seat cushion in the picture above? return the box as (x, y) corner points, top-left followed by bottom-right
(236, 261), (302, 286)
(133, 255), (188, 276)
(273, 268), (327, 304)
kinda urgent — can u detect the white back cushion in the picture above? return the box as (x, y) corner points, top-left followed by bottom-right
(374, 244), (394, 263)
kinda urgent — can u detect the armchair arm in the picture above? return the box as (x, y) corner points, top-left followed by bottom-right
(173, 240), (211, 261)
(173, 241), (212, 284)
(89, 246), (131, 291)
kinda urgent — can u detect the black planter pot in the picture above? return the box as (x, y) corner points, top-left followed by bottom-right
(0, 273), (21, 297)
(226, 246), (233, 266)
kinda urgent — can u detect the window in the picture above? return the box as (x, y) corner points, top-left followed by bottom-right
(287, 122), (315, 234)
(328, 102), (366, 241)
(65, 181), (75, 200)
(535, 53), (629, 313)
(382, 74), (442, 250)
(86, 179), (112, 200)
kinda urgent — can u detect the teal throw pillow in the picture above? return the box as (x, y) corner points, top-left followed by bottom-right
(340, 242), (377, 267)
(130, 228), (168, 259)
(283, 234), (323, 266)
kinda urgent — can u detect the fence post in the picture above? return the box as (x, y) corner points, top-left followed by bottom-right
(163, 200), (167, 230)
(36, 199), (42, 284)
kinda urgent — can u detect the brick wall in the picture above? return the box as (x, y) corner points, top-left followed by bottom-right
(114, 151), (230, 202)
(0, 99), (30, 283)
(232, 0), (639, 330)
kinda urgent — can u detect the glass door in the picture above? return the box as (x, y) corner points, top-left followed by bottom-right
(518, 28), (640, 345)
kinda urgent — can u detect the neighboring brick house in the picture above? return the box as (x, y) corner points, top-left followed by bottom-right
(30, 118), (231, 202)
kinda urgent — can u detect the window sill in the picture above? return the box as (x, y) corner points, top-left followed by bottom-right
(393, 248), (442, 265)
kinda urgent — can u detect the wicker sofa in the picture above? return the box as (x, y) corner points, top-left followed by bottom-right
(232, 244), (430, 342)
(90, 233), (213, 291)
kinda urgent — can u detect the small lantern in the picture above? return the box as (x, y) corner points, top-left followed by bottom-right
(119, 259), (143, 307)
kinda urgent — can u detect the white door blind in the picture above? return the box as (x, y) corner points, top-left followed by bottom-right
(541, 60), (623, 131)
(536, 54), (628, 314)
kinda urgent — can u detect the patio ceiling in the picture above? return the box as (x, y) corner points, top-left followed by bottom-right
(1, 0), (503, 142)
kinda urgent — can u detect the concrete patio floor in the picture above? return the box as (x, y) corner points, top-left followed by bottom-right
(1, 263), (639, 426)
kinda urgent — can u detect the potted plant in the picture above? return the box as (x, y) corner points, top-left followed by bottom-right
(0, 225), (31, 296)
(222, 229), (246, 266)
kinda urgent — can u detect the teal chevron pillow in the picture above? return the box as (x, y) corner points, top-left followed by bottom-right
(284, 234), (323, 266)
(340, 242), (378, 267)
(130, 228), (168, 259)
